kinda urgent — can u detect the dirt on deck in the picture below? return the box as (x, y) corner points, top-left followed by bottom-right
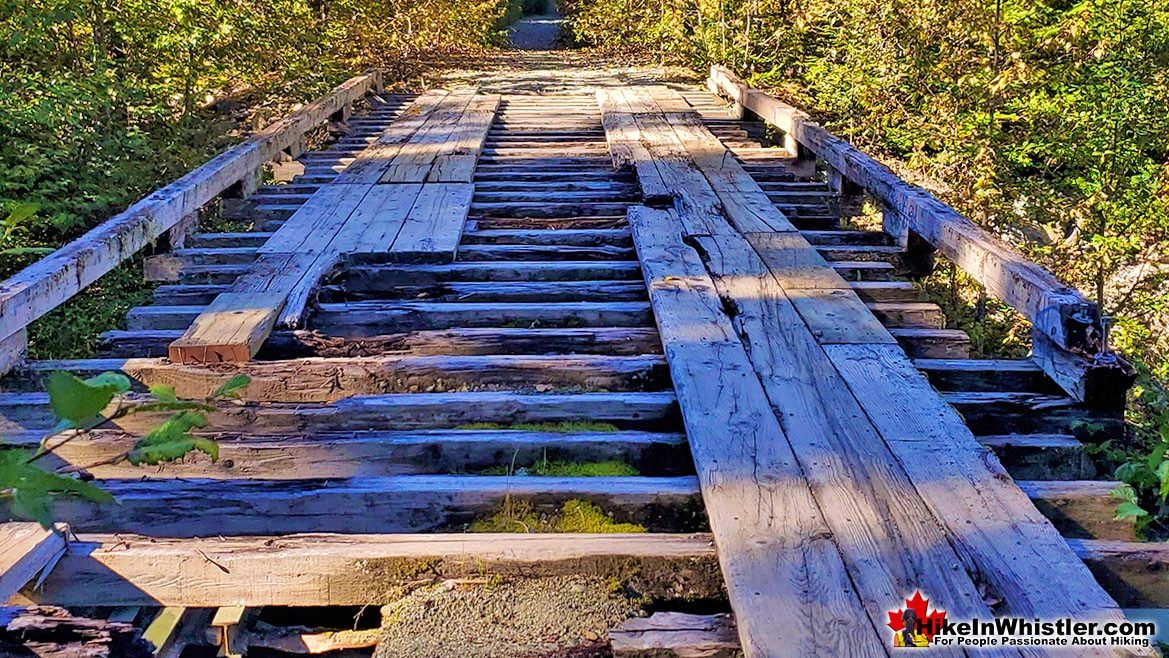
(372, 576), (644, 658)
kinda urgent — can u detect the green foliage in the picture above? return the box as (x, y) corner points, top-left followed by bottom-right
(0, 370), (252, 528)
(1095, 369), (1169, 538)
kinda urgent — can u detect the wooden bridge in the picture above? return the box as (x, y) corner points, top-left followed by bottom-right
(0, 63), (1164, 656)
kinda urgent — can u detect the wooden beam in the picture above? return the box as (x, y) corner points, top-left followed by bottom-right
(626, 206), (885, 657)
(24, 533), (721, 607)
(1070, 539), (1169, 608)
(34, 475), (703, 536)
(0, 71), (380, 346)
(610, 612), (739, 658)
(0, 523), (66, 601)
(0, 390), (681, 436)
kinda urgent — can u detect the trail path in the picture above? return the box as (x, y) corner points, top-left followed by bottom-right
(508, 1), (565, 50)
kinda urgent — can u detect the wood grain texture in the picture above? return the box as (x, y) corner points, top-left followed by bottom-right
(825, 343), (1137, 632)
(627, 206), (885, 658)
(24, 533), (721, 607)
(0, 523), (66, 601)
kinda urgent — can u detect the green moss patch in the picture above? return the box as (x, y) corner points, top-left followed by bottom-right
(480, 459), (639, 477)
(468, 498), (646, 534)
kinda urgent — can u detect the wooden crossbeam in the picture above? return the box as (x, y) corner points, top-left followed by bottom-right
(0, 523), (66, 601)
(22, 533), (721, 607)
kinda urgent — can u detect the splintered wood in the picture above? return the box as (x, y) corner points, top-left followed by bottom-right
(607, 86), (1141, 658)
(170, 90), (500, 363)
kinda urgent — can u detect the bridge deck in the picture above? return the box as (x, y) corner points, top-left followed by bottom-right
(0, 69), (1156, 657)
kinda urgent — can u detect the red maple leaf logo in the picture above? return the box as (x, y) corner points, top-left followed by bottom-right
(887, 591), (947, 642)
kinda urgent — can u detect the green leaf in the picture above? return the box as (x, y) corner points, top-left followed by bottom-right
(3, 202), (40, 227)
(0, 247), (54, 256)
(1110, 483), (1138, 503)
(127, 410), (214, 465)
(45, 371), (129, 426)
(1115, 501), (1150, 521)
(149, 384), (178, 404)
(210, 374), (251, 399)
(0, 449), (114, 528)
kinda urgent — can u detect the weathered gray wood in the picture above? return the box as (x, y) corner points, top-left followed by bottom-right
(0, 329), (27, 378)
(21, 353), (669, 402)
(825, 343), (1133, 625)
(690, 221), (1000, 645)
(20, 429), (690, 480)
(0, 71), (381, 346)
(23, 533), (721, 607)
(1018, 480), (1136, 541)
(389, 183), (474, 261)
(332, 91), (449, 184)
(610, 612), (740, 658)
(0, 391), (681, 436)
(104, 326), (663, 359)
(312, 300), (654, 335)
(978, 434), (1094, 480)
(627, 206), (884, 657)
(1069, 539), (1169, 608)
(25, 475), (703, 536)
(0, 606), (154, 657)
(0, 523), (66, 601)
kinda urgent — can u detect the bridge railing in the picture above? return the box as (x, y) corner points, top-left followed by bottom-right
(707, 65), (1133, 406)
(0, 70), (383, 374)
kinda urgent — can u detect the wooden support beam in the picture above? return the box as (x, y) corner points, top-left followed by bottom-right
(20, 353), (669, 402)
(24, 533), (721, 607)
(0, 523), (66, 602)
(626, 206), (885, 656)
(610, 612), (739, 658)
(30, 475), (703, 536)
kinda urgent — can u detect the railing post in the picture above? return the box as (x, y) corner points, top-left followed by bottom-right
(0, 328), (28, 377)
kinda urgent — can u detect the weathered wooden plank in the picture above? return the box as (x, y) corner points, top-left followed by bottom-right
(389, 183), (475, 261)
(1070, 539), (1169, 608)
(23, 533), (721, 607)
(168, 253), (324, 363)
(429, 94), (501, 183)
(825, 343), (1133, 626)
(380, 90), (478, 183)
(327, 183), (422, 253)
(610, 612), (739, 658)
(0, 523), (66, 601)
(18, 429), (690, 480)
(627, 206), (884, 657)
(690, 223), (1000, 646)
(20, 354), (669, 402)
(0, 71), (381, 346)
(1018, 480), (1136, 541)
(28, 475), (703, 536)
(258, 184), (375, 255)
(332, 90), (449, 184)
(0, 390), (681, 437)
